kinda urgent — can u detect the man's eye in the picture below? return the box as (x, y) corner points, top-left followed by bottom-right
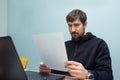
(74, 24), (80, 26)
(68, 25), (72, 27)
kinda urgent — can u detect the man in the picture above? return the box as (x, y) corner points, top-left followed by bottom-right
(39, 9), (113, 80)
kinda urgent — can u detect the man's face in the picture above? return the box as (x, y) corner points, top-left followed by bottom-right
(67, 19), (87, 40)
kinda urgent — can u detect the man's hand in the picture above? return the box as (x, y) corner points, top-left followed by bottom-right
(39, 62), (51, 74)
(65, 61), (88, 80)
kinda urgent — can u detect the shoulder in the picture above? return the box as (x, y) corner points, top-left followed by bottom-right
(93, 37), (110, 53)
(91, 35), (108, 45)
(87, 32), (107, 44)
(95, 37), (108, 45)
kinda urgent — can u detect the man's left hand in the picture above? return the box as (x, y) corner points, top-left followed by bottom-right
(65, 61), (88, 80)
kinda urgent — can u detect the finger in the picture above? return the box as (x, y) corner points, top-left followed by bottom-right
(40, 62), (46, 66)
(40, 63), (50, 69)
(65, 64), (82, 70)
(39, 65), (50, 71)
(69, 72), (77, 77)
(68, 69), (83, 78)
(68, 69), (82, 74)
(40, 69), (51, 73)
(40, 64), (50, 70)
(40, 67), (48, 70)
(65, 61), (82, 66)
(69, 70), (78, 78)
(39, 67), (51, 73)
(68, 70), (87, 79)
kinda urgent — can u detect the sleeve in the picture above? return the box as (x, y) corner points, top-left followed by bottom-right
(91, 40), (113, 80)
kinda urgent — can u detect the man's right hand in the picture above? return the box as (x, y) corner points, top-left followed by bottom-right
(39, 62), (51, 74)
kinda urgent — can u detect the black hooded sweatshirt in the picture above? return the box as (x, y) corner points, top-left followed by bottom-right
(51, 32), (113, 80)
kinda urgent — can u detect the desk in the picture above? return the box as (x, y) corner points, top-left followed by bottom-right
(25, 71), (78, 80)
(26, 71), (65, 80)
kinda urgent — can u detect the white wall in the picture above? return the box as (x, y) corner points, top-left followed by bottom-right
(0, 0), (7, 36)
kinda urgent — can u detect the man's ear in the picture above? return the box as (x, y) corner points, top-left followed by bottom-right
(84, 21), (87, 28)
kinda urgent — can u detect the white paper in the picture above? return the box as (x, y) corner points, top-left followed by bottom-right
(32, 32), (68, 71)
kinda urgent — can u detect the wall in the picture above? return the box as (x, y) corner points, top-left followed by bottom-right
(0, 0), (7, 36)
(7, 0), (120, 79)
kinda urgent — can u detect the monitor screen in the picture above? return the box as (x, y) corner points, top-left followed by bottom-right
(0, 36), (27, 80)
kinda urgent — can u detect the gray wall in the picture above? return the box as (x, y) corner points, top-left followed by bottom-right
(7, 0), (120, 79)
(0, 0), (7, 36)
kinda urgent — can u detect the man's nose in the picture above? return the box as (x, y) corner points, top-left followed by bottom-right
(71, 26), (76, 32)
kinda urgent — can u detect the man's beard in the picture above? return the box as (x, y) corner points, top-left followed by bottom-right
(71, 30), (85, 41)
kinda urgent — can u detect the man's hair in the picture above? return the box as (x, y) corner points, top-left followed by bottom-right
(66, 9), (87, 24)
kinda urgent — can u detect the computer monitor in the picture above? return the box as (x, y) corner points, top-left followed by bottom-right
(0, 36), (27, 80)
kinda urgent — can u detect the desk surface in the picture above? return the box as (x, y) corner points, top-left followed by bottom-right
(25, 71), (79, 80)
(25, 71), (65, 80)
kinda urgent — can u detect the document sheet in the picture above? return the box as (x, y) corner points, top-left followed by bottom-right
(32, 32), (68, 71)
